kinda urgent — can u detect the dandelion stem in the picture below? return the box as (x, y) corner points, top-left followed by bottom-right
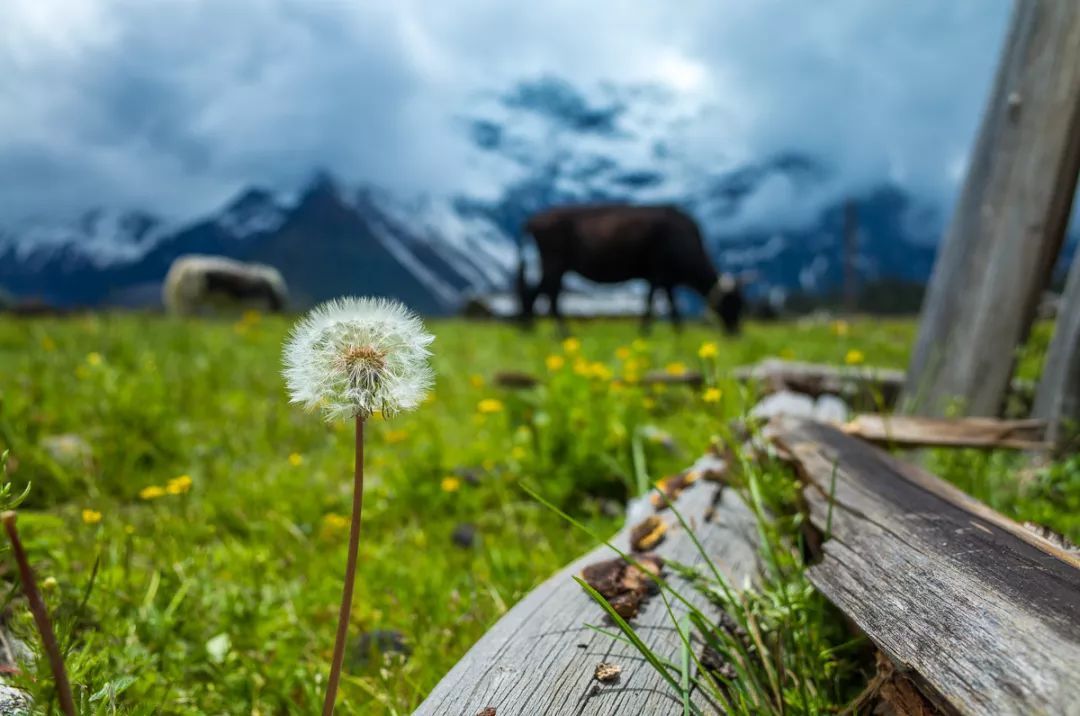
(322, 416), (365, 715)
(2, 511), (76, 716)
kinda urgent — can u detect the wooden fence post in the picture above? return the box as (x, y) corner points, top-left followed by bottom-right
(903, 0), (1080, 417)
(1033, 248), (1080, 449)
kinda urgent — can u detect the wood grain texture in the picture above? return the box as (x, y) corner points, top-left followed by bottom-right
(768, 417), (1080, 716)
(843, 414), (1049, 451)
(904, 0), (1080, 418)
(1033, 245), (1080, 448)
(414, 461), (760, 716)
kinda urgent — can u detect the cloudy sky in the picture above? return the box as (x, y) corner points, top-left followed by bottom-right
(0, 0), (1012, 224)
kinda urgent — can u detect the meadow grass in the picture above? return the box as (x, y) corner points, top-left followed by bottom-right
(0, 313), (1074, 714)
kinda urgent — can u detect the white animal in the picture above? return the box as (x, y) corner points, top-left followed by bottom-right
(163, 255), (287, 315)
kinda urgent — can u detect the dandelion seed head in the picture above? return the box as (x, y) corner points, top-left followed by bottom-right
(282, 297), (434, 421)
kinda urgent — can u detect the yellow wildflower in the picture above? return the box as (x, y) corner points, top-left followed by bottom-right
(698, 342), (718, 359)
(42, 577), (58, 591)
(546, 355), (565, 371)
(562, 337), (581, 354)
(665, 362), (687, 376)
(573, 358), (590, 376)
(41, 336), (56, 352)
(511, 445), (527, 461)
(440, 476), (461, 493)
(321, 513), (348, 538)
(832, 320), (850, 337)
(166, 475), (193, 494)
(469, 374), (485, 389)
(845, 349), (865, 366)
(81, 509), (102, 525)
(139, 485), (165, 500)
(589, 362), (613, 381)
(86, 352), (103, 366)
(385, 430), (409, 444)
(477, 398), (504, 414)
(643, 397), (657, 410)
(288, 452), (304, 466)
(703, 387), (722, 403)
(631, 338), (648, 352)
(615, 346), (631, 360)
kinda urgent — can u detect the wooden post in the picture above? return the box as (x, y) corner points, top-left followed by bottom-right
(843, 201), (858, 314)
(1033, 248), (1080, 449)
(903, 0), (1080, 417)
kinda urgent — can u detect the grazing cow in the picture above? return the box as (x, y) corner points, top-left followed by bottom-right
(163, 255), (287, 315)
(519, 204), (745, 333)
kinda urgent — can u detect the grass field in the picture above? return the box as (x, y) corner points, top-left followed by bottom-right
(0, 313), (1075, 714)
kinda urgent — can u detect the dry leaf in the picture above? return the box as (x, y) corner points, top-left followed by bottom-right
(594, 662), (622, 683)
(650, 470), (700, 509)
(629, 515), (668, 551)
(581, 554), (663, 619)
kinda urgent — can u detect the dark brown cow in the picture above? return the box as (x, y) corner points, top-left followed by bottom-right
(519, 204), (744, 333)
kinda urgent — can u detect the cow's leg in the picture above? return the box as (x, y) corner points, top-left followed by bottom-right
(665, 286), (683, 331)
(640, 284), (658, 334)
(541, 273), (569, 336)
(519, 275), (541, 329)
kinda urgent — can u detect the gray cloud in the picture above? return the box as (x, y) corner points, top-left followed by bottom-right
(0, 0), (1012, 226)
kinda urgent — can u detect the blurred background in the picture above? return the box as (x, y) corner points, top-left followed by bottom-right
(2, 0), (1073, 317)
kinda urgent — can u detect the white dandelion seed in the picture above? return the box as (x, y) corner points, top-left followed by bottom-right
(282, 297), (434, 421)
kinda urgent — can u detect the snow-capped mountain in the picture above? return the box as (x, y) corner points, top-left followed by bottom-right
(0, 77), (957, 314)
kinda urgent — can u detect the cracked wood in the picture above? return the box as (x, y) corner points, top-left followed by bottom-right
(414, 457), (760, 716)
(768, 417), (1080, 716)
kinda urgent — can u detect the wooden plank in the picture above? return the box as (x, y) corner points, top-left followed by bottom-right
(843, 414), (1049, 451)
(733, 359), (906, 407)
(414, 458), (760, 716)
(904, 0), (1080, 417)
(767, 417), (1080, 715)
(1033, 246), (1080, 449)
(491, 370), (704, 390)
(734, 359), (1036, 412)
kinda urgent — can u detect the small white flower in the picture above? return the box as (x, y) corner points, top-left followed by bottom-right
(283, 297), (434, 421)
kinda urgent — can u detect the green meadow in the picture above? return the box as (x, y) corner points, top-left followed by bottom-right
(0, 314), (1075, 714)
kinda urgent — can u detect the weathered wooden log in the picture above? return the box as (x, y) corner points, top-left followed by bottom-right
(414, 457), (760, 716)
(1033, 244), (1080, 450)
(490, 370), (705, 390)
(843, 414), (1050, 451)
(767, 417), (1080, 715)
(903, 0), (1080, 418)
(733, 359), (906, 407)
(734, 359), (1037, 413)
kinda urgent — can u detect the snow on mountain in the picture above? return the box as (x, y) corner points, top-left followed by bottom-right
(0, 76), (965, 312)
(0, 209), (174, 269)
(214, 188), (293, 239)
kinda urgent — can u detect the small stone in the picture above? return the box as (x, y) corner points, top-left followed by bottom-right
(750, 390), (816, 420)
(455, 467), (482, 486)
(0, 685), (31, 715)
(594, 662), (622, 683)
(813, 395), (850, 423)
(349, 629), (410, 668)
(475, 708), (496, 716)
(451, 523), (477, 548)
(39, 434), (93, 469)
